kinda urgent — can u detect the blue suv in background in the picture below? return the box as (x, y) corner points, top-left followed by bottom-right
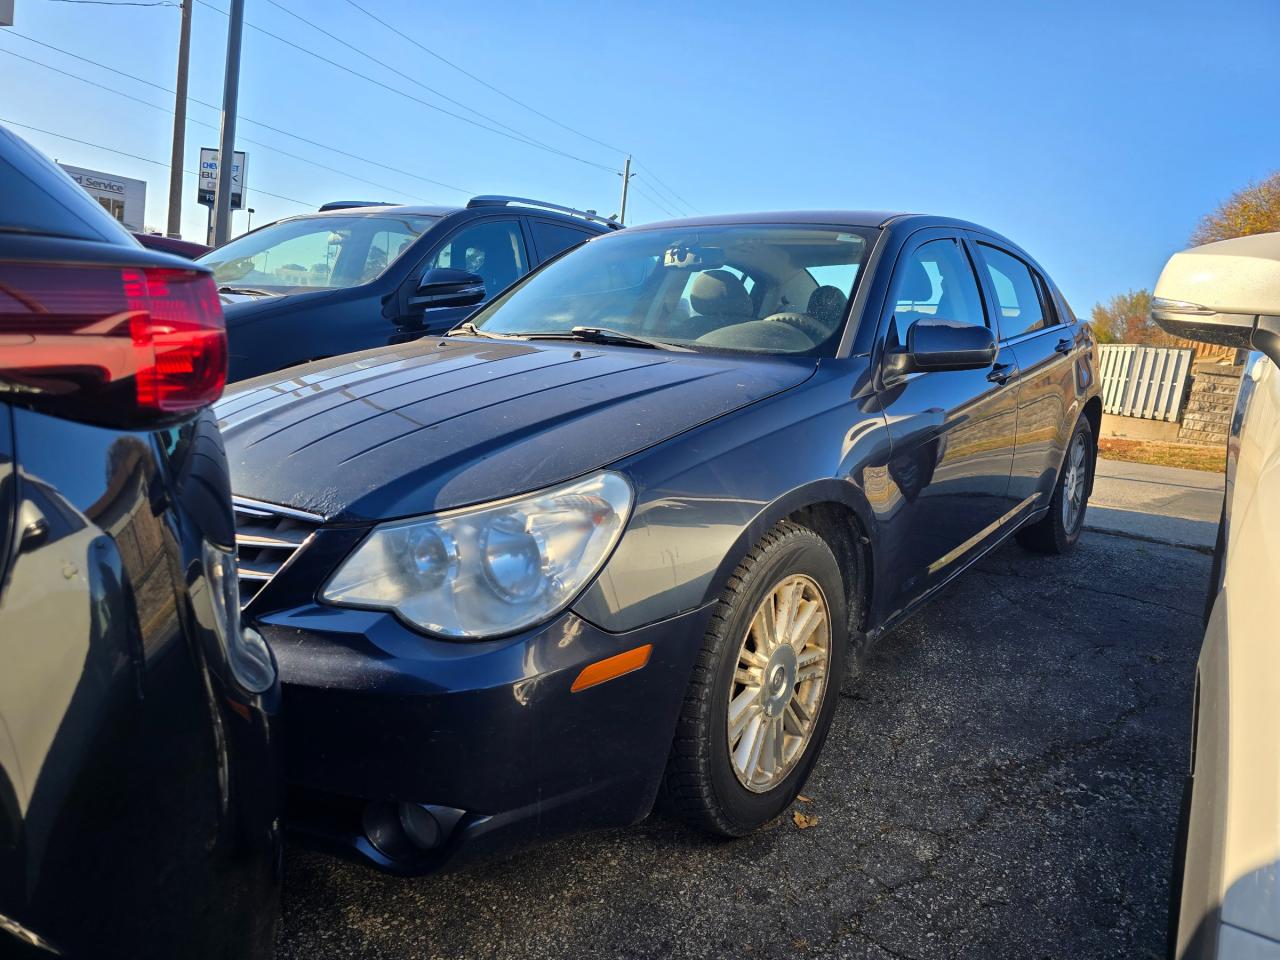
(197, 196), (618, 382)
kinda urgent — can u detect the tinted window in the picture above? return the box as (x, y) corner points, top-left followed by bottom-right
(431, 219), (528, 299)
(893, 238), (986, 329)
(530, 220), (595, 261)
(978, 244), (1056, 336)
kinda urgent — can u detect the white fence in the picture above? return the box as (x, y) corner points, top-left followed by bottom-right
(1097, 344), (1194, 422)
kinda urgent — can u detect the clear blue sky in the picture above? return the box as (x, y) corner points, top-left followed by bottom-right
(1, 0), (1277, 313)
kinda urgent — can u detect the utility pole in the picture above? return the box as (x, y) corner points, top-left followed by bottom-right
(618, 154), (632, 225)
(211, 0), (244, 247)
(165, 0), (192, 238)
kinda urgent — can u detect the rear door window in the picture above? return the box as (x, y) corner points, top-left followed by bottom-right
(529, 219), (596, 262)
(977, 244), (1058, 337)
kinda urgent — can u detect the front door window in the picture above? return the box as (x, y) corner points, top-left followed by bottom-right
(430, 219), (528, 301)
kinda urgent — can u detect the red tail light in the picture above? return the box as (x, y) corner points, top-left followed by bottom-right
(0, 262), (227, 426)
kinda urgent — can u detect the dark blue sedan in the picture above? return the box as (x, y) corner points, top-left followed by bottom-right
(218, 211), (1101, 873)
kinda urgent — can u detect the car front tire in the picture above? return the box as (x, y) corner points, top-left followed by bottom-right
(1016, 414), (1095, 555)
(661, 521), (848, 836)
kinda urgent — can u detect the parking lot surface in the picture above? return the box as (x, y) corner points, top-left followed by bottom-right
(279, 521), (1206, 960)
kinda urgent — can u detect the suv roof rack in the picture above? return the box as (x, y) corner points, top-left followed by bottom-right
(466, 195), (622, 229)
(318, 200), (394, 212)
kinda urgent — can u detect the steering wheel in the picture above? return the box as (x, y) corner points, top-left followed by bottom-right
(760, 312), (828, 345)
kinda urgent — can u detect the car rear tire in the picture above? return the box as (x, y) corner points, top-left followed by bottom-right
(661, 521), (848, 836)
(1016, 414), (1095, 555)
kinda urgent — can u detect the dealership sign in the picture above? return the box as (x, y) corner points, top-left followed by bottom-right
(57, 163), (147, 232)
(198, 148), (248, 209)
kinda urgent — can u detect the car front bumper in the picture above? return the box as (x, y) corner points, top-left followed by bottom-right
(254, 599), (713, 873)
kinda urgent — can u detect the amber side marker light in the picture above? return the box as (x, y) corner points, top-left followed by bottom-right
(570, 644), (653, 693)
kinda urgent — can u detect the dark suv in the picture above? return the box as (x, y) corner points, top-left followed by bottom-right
(0, 127), (280, 958)
(197, 196), (618, 382)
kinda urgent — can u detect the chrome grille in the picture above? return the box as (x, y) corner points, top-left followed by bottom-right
(232, 496), (321, 608)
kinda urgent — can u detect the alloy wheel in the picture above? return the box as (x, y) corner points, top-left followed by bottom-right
(1062, 432), (1089, 532)
(726, 574), (831, 793)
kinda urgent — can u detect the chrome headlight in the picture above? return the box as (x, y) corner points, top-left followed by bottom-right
(321, 471), (633, 639)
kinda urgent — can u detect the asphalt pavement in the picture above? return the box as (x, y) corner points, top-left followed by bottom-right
(1087, 458), (1222, 550)
(278, 463), (1210, 959)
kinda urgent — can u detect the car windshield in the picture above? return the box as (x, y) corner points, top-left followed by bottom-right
(197, 212), (439, 292)
(469, 223), (875, 355)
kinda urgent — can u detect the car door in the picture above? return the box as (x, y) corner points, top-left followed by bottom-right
(411, 216), (531, 337)
(972, 238), (1081, 508)
(874, 229), (1020, 611)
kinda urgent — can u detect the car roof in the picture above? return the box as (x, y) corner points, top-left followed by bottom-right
(620, 210), (998, 234)
(301, 203), (463, 219)
(275, 201), (616, 231)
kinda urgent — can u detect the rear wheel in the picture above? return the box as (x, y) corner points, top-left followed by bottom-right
(661, 522), (848, 836)
(1016, 415), (1094, 554)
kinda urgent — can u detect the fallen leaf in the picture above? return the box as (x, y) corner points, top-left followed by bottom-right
(793, 810), (820, 830)
(796, 794), (813, 804)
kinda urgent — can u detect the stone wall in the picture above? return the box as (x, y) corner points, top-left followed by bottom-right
(1177, 361), (1243, 446)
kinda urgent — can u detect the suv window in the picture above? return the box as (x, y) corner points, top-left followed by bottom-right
(431, 219), (528, 299)
(977, 244), (1056, 336)
(360, 223), (428, 282)
(530, 219), (595, 261)
(893, 238), (986, 329)
(199, 213), (438, 291)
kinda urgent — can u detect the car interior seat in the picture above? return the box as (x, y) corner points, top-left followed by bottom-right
(685, 269), (754, 337)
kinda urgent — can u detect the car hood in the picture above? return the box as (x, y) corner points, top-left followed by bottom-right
(217, 338), (817, 522)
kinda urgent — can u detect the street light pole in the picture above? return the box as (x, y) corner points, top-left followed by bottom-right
(165, 0), (192, 238)
(211, 0), (244, 247)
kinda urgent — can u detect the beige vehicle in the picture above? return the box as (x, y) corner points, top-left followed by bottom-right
(1152, 232), (1280, 959)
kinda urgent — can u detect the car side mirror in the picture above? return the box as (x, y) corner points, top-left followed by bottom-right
(884, 318), (998, 377)
(411, 268), (486, 310)
(1151, 232), (1280, 367)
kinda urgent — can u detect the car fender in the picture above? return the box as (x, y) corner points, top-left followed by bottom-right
(573, 365), (891, 634)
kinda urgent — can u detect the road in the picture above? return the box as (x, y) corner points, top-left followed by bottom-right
(278, 461), (1213, 959)
(1088, 458), (1222, 550)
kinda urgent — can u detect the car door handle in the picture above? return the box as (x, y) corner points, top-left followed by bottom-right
(1054, 337), (1073, 355)
(987, 362), (1015, 385)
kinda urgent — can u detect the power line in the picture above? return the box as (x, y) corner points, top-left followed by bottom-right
(634, 163), (697, 215)
(339, 0), (626, 157)
(337, 0), (698, 216)
(631, 174), (690, 218)
(42, 0), (178, 6)
(0, 33), (474, 195)
(0, 115), (317, 207)
(629, 182), (681, 220)
(0, 47), (442, 204)
(193, 0), (619, 174)
(262, 0), (594, 167)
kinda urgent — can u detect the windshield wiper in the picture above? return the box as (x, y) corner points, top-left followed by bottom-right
(217, 285), (277, 297)
(445, 321), (524, 340)
(522, 326), (691, 352)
